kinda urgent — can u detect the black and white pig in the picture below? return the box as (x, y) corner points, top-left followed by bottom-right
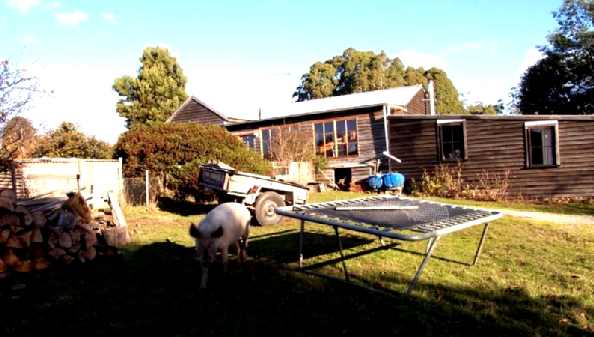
(189, 202), (251, 288)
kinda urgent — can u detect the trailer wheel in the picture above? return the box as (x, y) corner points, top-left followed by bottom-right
(254, 191), (285, 225)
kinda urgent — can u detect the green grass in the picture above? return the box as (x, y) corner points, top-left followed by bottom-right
(2, 192), (593, 337)
(418, 196), (594, 215)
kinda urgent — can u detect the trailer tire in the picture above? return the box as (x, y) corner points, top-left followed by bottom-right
(254, 191), (285, 226)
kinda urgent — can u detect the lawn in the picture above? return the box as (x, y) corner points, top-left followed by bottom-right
(1, 191), (593, 337)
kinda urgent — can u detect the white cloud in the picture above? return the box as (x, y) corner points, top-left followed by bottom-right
(45, 1), (60, 9)
(395, 50), (447, 70)
(54, 10), (88, 26)
(6, 0), (40, 13)
(22, 63), (127, 144)
(102, 11), (115, 23)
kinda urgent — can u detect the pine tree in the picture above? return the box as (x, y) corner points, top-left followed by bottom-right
(113, 47), (188, 128)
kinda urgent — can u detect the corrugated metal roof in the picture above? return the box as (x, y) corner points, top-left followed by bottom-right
(259, 84), (423, 119)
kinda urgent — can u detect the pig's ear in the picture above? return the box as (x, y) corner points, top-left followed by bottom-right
(211, 226), (224, 238)
(189, 224), (201, 238)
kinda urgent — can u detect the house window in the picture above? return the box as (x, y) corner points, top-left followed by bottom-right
(437, 120), (467, 161)
(525, 121), (559, 168)
(314, 119), (358, 158)
(262, 129), (273, 160)
(261, 128), (281, 160)
(240, 134), (257, 151)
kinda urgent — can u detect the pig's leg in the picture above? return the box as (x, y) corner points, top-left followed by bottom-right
(200, 262), (209, 289)
(221, 246), (229, 273)
(238, 239), (247, 263)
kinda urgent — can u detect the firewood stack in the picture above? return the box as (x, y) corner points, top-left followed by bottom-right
(0, 189), (116, 279)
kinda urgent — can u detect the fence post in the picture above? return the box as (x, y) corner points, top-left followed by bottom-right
(145, 169), (150, 209)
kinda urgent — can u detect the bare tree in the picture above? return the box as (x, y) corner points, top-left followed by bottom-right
(0, 60), (38, 166)
(270, 126), (314, 163)
(0, 60), (37, 123)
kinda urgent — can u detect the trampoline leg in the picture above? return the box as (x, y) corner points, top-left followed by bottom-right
(299, 220), (305, 269)
(472, 223), (490, 266)
(333, 226), (350, 281)
(407, 236), (440, 295)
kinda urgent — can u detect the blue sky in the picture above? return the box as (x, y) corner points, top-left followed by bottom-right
(2, 0), (560, 143)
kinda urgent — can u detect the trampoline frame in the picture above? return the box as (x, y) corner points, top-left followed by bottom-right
(275, 195), (503, 294)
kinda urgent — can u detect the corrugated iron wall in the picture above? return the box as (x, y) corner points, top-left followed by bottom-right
(0, 158), (123, 200)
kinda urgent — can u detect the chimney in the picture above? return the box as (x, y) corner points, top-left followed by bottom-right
(428, 80), (436, 115)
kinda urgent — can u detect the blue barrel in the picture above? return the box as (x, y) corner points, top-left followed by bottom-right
(382, 172), (405, 190)
(368, 174), (383, 190)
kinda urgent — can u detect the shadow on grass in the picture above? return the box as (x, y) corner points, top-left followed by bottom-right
(157, 197), (216, 216)
(1, 239), (592, 337)
(248, 230), (373, 264)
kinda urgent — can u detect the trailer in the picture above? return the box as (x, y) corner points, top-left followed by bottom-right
(198, 163), (309, 225)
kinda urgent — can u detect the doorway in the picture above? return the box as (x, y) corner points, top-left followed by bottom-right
(334, 168), (352, 191)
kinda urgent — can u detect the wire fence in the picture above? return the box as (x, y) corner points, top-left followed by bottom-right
(123, 173), (162, 206)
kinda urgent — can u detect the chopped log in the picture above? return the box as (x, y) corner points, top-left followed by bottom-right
(14, 260), (32, 273)
(48, 248), (66, 259)
(79, 246), (97, 263)
(17, 229), (32, 248)
(71, 229), (82, 245)
(0, 196), (15, 212)
(31, 211), (47, 227)
(61, 254), (75, 265)
(3, 249), (19, 267)
(0, 213), (21, 228)
(0, 189), (17, 203)
(14, 205), (33, 226)
(84, 231), (97, 248)
(33, 258), (50, 271)
(30, 243), (45, 258)
(62, 193), (92, 224)
(58, 232), (73, 249)
(48, 231), (59, 249)
(57, 210), (77, 230)
(0, 228), (10, 243)
(68, 243), (81, 254)
(31, 227), (44, 243)
(6, 235), (23, 249)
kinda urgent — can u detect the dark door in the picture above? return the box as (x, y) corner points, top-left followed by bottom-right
(334, 168), (352, 191)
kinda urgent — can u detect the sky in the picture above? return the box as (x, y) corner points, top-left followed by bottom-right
(1, 0), (561, 144)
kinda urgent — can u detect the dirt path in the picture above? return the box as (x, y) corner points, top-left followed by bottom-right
(491, 208), (594, 225)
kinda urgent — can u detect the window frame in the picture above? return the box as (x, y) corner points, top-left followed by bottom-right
(238, 133), (258, 151)
(312, 118), (358, 158)
(260, 128), (274, 160)
(436, 119), (468, 162)
(524, 120), (560, 168)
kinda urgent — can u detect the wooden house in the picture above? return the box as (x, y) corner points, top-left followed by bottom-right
(389, 114), (594, 199)
(225, 85), (429, 189)
(167, 96), (250, 125)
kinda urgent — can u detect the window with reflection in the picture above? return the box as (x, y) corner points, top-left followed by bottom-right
(313, 119), (358, 158)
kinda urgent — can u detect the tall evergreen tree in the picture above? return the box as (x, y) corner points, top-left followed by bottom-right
(518, 0), (593, 114)
(113, 47), (188, 128)
(294, 48), (464, 114)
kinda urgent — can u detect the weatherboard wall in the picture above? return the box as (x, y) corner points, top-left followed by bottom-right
(168, 99), (226, 125)
(389, 115), (594, 199)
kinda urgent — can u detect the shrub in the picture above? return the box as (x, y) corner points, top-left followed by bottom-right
(410, 164), (510, 201)
(114, 123), (272, 199)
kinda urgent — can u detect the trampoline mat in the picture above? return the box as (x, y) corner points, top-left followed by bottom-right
(294, 197), (494, 231)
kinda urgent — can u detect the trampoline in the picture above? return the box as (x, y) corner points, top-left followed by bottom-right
(275, 195), (503, 294)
